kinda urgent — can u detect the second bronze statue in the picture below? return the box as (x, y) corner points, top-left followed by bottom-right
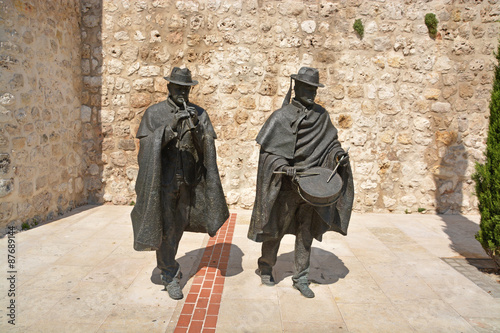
(248, 66), (354, 298)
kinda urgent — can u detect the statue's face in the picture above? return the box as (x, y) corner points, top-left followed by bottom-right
(294, 81), (317, 107)
(168, 83), (191, 107)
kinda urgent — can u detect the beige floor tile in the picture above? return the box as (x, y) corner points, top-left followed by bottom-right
(18, 239), (78, 258)
(54, 239), (121, 266)
(384, 241), (437, 260)
(90, 222), (134, 240)
(365, 263), (440, 302)
(282, 321), (349, 332)
(314, 238), (356, 257)
(278, 285), (342, 323)
(217, 299), (282, 332)
(43, 280), (125, 324)
(119, 267), (180, 307)
(15, 288), (68, 327)
(16, 254), (62, 279)
(466, 317), (500, 333)
(97, 303), (174, 333)
(223, 268), (279, 299)
(328, 260), (390, 304)
(393, 299), (477, 333)
(431, 281), (500, 318)
(27, 321), (102, 333)
(21, 264), (94, 292)
(338, 302), (414, 333)
(83, 255), (145, 288)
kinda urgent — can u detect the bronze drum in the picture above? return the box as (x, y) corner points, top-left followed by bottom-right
(295, 167), (343, 207)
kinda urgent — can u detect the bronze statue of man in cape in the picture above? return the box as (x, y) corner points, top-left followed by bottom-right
(248, 67), (354, 298)
(131, 67), (229, 300)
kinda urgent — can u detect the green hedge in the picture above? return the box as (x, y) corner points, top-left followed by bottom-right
(472, 40), (500, 263)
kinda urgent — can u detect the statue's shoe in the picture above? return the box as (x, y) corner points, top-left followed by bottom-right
(256, 269), (275, 286)
(293, 282), (315, 298)
(165, 280), (183, 300)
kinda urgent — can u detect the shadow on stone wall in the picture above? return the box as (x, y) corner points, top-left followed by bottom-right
(81, 0), (104, 204)
(433, 136), (468, 214)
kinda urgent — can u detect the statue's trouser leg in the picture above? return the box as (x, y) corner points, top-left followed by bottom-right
(157, 183), (191, 282)
(258, 238), (282, 276)
(292, 205), (314, 284)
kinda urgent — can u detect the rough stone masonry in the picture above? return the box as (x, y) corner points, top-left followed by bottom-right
(1, 0), (499, 231)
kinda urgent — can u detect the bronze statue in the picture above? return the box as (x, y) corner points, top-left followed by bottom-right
(248, 67), (354, 298)
(131, 67), (229, 300)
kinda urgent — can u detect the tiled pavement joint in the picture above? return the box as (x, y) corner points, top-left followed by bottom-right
(174, 213), (237, 333)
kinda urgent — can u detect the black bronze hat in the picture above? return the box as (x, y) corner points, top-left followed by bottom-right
(282, 66), (324, 106)
(164, 67), (198, 86)
(291, 67), (325, 88)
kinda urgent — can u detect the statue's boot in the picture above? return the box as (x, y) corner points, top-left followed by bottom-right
(292, 269), (314, 298)
(161, 269), (183, 300)
(292, 281), (315, 298)
(256, 268), (275, 286)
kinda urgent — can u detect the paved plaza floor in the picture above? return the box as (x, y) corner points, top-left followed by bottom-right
(0, 205), (499, 332)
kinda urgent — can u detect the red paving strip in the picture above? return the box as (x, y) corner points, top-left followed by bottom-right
(174, 213), (237, 333)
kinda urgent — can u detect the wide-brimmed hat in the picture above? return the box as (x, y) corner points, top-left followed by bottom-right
(291, 67), (325, 87)
(282, 66), (324, 107)
(164, 67), (198, 86)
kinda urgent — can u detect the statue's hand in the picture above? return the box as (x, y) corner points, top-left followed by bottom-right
(172, 110), (191, 130)
(335, 150), (350, 166)
(282, 166), (297, 180)
(186, 106), (199, 126)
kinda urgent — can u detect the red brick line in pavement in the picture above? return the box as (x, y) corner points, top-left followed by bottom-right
(174, 213), (237, 333)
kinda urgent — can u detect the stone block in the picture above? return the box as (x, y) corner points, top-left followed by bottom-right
(12, 137), (26, 149)
(110, 151), (127, 167)
(332, 85), (345, 100)
(235, 110), (249, 125)
(348, 86), (364, 98)
(258, 76), (278, 96)
(397, 134), (412, 145)
(423, 88), (441, 100)
(138, 65), (161, 77)
(337, 114), (352, 129)
(118, 139), (136, 151)
(459, 83), (474, 99)
(0, 178), (13, 197)
(19, 181), (33, 197)
(133, 78), (154, 92)
(130, 93), (151, 108)
(0, 202), (13, 222)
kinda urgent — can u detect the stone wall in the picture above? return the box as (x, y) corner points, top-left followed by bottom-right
(93, 0), (498, 214)
(0, 0), (86, 230)
(2, 0), (499, 232)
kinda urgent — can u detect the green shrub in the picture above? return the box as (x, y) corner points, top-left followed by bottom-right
(353, 19), (364, 39)
(472, 40), (500, 266)
(424, 13), (438, 38)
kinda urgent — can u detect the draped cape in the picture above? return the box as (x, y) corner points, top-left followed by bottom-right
(131, 100), (229, 251)
(248, 100), (354, 242)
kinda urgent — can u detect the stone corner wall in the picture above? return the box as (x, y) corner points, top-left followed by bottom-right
(0, 0), (86, 231)
(95, 0), (499, 215)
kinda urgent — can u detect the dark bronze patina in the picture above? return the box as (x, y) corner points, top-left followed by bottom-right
(248, 67), (354, 298)
(131, 67), (229, 300)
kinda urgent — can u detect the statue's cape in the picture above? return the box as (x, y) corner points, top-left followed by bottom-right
(248, 101), (354, 242)
(131, 101), (229, 251)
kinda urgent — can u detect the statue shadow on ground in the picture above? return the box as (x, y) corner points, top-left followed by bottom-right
(150, 243), (244, 288)
(271, 247), (349, 285)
